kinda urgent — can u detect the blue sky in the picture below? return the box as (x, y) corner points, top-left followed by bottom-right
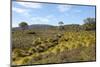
(12, 1), (95, 27)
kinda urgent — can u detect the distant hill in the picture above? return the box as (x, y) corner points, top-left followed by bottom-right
(12, 24), (86, 31)
(12, 24), (55, 31)
(28, 24), (54, 29)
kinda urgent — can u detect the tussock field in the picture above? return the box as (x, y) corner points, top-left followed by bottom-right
(12, 1), (96, 66)
(12, 29), (96, 65)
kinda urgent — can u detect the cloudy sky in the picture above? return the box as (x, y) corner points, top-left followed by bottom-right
(12, 1), (95, 27)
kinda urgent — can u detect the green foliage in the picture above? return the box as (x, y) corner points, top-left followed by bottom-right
(83, 18), (96, 30)
(58, 21), (64, 31)
(19, 22), (28, 30)
(58, 21), (64, 25)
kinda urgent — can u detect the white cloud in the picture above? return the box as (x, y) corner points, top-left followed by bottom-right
(17, 2), (42, 9)
(74, 10), (82, 13)
(58, 5), (72, 12)
(13, 7), (30, 17)
(31, 17), (49, 24)
(30, 15), (54, 24)
(46, 15), (54, 19)
(12, 7), (26, 13)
